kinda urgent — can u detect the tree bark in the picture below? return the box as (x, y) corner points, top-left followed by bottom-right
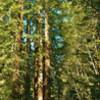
(34, 1), (51, 99)
(34, 17), (43, 100)
(43, 11), (51, 100)
(12, 0), (23, 98)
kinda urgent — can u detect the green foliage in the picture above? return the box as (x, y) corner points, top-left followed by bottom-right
(0, 0), (100, 100)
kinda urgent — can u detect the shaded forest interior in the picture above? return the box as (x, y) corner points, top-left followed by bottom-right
(0, 0), (100, 100)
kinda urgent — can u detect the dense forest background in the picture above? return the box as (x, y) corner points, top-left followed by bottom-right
(0, 0), (100, 100)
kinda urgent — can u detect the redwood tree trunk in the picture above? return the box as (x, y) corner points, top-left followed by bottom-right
(34, 17), (43, 100)
(43, 11), (51, 100)
(34, 1), (51, 99)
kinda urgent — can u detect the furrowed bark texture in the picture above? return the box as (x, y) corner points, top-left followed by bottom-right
(34, 1), (51, 99)
(43, 0), (51, 99)
(43, 11), (51, 100)
(34, 17), (43, 100)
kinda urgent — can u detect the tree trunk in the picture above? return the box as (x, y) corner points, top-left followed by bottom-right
(34, 1), (51, 99)
(43, 11), (51, 100)
(12, 0), (23, 98)
(34, 17), (43, 100)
